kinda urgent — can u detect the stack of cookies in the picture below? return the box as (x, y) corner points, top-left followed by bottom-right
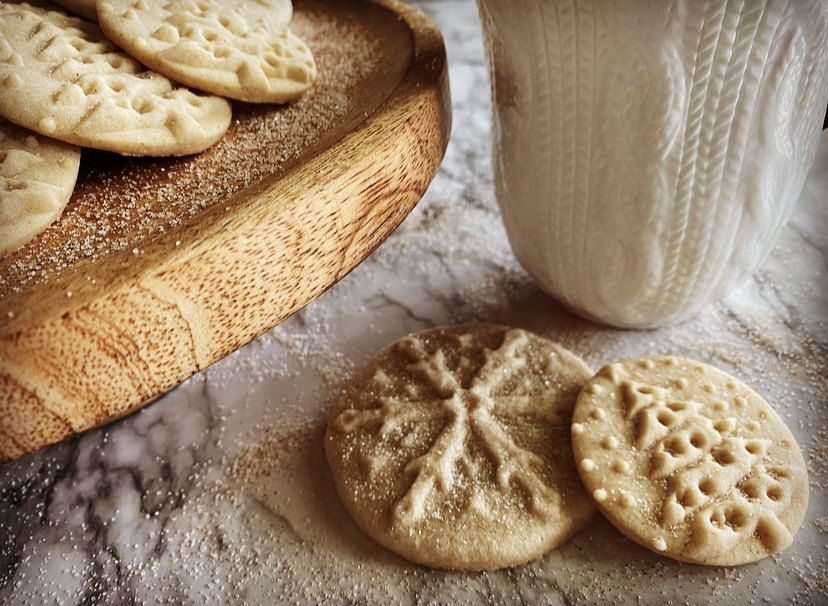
(325, 323), (809, 570)
(1, 0), (316, 256)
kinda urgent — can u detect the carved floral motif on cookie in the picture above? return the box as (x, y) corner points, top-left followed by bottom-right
(571, 356), (809, 566)
(325, 323), (596, 571)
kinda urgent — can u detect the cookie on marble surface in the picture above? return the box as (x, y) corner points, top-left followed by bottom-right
(0, 2), (232, 156)
(571, 356), (809, 566)
(325, 323), (596, 571)
(1, 117), (80, 257)
(97, 0), (315, 103)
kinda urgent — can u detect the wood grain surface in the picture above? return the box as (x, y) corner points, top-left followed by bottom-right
(0, 0), (451, 461)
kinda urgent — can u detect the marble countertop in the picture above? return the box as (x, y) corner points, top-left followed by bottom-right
(2, 1), (827, 604)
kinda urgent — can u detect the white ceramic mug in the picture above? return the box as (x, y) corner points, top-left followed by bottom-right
(478, 0), (828, 328)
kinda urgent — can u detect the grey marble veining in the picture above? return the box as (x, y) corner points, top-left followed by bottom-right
(2, 1), (827, 604)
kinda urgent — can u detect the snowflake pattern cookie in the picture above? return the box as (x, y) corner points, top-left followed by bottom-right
(571, 356), (809, 566)
(325, 323), (596, 571)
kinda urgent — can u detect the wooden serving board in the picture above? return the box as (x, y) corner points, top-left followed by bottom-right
(0, 0), (451, 461)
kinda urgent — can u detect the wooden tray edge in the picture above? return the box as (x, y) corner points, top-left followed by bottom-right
(0, 0), (451, 462)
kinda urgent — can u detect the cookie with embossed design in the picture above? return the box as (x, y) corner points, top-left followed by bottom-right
(1, 117), (80, 257)
(571, 355), (809, 566)
(0, 2), (231, 156)
(325, 323), (596, 571)
(97, 0), (315, 103)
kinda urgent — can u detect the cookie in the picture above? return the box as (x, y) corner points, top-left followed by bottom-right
(325, 323), (596, 571)
(1, 117), (80, 257)
(0, 2), (232, 156)
(97, 0), (315, 103)
(571, 356), (809, 566)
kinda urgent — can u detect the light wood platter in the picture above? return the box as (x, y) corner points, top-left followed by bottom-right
(0, 0), (451, 461)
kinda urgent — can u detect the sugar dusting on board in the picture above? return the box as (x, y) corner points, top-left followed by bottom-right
(0, 3), (381, 297)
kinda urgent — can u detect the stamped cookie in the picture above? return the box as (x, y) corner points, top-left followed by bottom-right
(1, 118), (80, 257)
(571, 356), (809, 566)
(0, 2), (232, 156)
(97, 0), (315, 104)
(325, 324), (596, 570)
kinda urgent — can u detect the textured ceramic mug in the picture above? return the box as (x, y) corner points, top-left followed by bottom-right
(478, 0), (828, 328)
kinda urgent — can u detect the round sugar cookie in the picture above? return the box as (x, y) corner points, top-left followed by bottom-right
(571, 356), (809, 566)
(0, 3), (232, 156)
(97, 0), (315, 104)
(325, 323), (596, 571)
(1, 118), (80, 257)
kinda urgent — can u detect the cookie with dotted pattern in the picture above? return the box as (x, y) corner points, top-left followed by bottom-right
(325, 323), (596, 571)
(570, 355), (809, 565)
(1, 117), (80, 257)
(97, 0), (315, 103)
(0, 2), (232, 156)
